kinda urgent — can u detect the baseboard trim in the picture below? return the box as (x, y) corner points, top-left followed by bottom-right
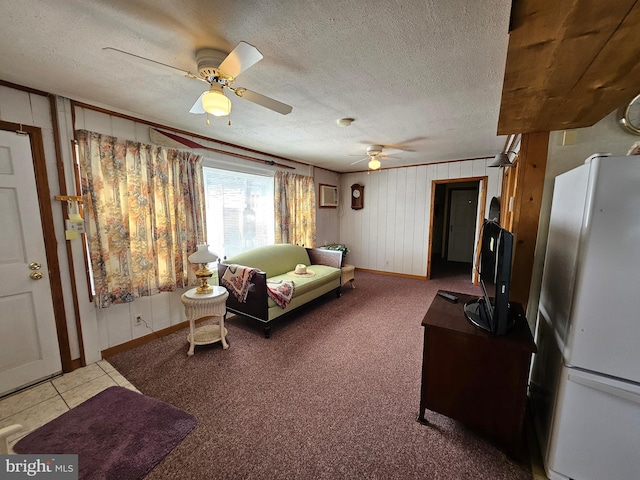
(101, 317), (210, 359)
(355, 267), (426, 281)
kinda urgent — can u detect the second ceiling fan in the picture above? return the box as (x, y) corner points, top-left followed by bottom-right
(350, 145), (402, 170)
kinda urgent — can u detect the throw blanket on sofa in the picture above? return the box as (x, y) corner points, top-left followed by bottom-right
(266, 280), (295, 309)
(221, 264), (258, 303)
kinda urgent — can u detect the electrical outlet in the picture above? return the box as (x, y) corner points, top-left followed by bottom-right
(134, 314), (142, 325)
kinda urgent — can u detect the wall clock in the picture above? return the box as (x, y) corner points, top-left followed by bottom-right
(619, 93), (640, 135)
(351, 184), (364, 210)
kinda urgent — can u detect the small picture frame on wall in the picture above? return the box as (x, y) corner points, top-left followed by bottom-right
(319, 184), (339, 208)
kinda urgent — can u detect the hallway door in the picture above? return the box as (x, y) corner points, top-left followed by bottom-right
(0, 130), (61, 396)
(447, 189), (477, 263)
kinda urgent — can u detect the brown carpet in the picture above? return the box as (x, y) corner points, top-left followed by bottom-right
(108, 271), (532, 479)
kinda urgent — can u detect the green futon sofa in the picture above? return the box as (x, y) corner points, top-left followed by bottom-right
(217, 244), (343, 337)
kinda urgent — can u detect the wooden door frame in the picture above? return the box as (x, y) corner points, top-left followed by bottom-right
(426, 176), (487, 281)
(0, 121), (73, 373)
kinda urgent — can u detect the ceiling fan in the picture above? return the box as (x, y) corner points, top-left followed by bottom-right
(350, 145), (403, 170)
(103, 42), (292, 118)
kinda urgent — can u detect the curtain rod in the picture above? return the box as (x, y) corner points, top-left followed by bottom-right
(150, 128), (295, 170)
(70, 100), (309, 167)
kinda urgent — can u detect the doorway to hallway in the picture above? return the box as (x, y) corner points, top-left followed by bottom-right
(428, 178), (486, 281)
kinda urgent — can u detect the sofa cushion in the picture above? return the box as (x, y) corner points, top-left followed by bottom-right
(267, 265), (340, 308)
(270, 265), (340, 295)
(225, 244), (311, 278)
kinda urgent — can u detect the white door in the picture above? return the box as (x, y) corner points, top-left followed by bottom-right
(447, 189), (477, 262)
(0, 130), (61, 396)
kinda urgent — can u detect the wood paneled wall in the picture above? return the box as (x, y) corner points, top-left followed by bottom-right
(508, 132), (549, 310)
(339, 159), (502, 277)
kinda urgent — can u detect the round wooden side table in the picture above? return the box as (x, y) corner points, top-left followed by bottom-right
(181, 286), (229, 356)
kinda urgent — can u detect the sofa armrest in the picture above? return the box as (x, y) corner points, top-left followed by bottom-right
(217, 262), (269, 321)
(306, 247), (342, 269)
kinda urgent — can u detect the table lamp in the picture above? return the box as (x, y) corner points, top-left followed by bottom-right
(188, 243), (218, 294)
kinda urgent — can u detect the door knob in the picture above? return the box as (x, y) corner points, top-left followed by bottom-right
(29, 262), (42, 270)
(30, 272), (43, 280)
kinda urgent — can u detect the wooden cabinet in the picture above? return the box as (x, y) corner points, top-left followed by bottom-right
(418, 291), (536, 459)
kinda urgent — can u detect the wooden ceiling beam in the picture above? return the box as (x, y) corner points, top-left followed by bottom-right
(498, 0), (640, 135)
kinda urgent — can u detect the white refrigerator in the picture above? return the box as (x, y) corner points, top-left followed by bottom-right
(530, 154), (640, 480)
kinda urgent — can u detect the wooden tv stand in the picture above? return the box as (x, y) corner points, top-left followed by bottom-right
(417, 291), (536, 459)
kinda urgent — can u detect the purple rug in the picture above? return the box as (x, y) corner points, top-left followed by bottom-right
(13, 386), (196, 480)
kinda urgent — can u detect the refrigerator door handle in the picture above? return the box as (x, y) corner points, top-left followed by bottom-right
(568, 369), (640, 405)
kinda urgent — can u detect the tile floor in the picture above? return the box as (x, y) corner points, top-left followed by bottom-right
(0, 360), (138, 453)
(1, 361), (549, 479)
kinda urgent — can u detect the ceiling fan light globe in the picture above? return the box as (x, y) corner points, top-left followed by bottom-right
(202, 90), (231, 117)
(368, 158), (381, 170)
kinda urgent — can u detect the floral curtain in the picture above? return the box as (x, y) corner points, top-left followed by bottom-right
(274, 171), (316, 246)
(77, 130), (205, 308)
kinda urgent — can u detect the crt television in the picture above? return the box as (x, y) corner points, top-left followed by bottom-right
(464, 220), (515, 335)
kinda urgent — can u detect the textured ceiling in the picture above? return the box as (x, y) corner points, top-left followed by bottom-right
(0, 0), (512, 172)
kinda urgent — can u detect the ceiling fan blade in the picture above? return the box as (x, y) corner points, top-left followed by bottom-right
(189, 92), (206, 114)
(102, 47), (206, 82)
(385, 137), (429, 152)
(218, 41), (263, 79)
(231, 87), (292, 115)
(350, 157), (368, 165)
(383, 148), (403, 156)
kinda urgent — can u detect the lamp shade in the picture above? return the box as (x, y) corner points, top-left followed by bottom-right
(202, 87), (231, 117)
(368, 157), (381, 170)
(188, 243), (218, 264)
(489, 152), (515, 168)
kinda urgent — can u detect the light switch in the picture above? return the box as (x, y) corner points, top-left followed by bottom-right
(562, 130), (577, 146)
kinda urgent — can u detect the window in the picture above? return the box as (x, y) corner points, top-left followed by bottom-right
(203, 167), (274, 259)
